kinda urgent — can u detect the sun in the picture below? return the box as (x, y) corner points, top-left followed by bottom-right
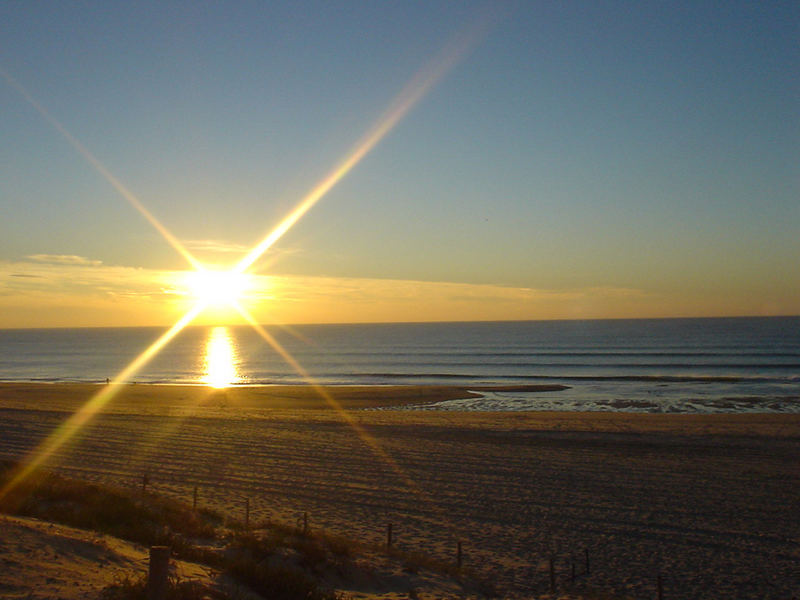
(184, 268), (252, 308)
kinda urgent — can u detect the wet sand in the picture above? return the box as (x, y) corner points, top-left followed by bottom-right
(1, 383), (798, 599)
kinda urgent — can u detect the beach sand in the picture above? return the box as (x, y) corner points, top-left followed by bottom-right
(0, 514), (215, 599)
(1, 383), (798, 599)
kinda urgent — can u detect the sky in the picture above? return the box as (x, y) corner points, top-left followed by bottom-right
(1, 1), (798, 328)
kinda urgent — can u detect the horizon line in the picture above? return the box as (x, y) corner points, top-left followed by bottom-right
(2, 314), (798, 331)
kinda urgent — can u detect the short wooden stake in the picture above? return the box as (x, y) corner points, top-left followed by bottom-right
(245, 498), (250, 529)
(549, 556), (555, 592)
(303, 512), (309, 535)
(147, 545), (170, 600)
(141, 473), (149, 494)
(457, 541), (463, 568)
(387, 523), (393, 548)
(585, 547), (590, 574)
(571, 556), (576, 582)
(192, 486), (198, 510)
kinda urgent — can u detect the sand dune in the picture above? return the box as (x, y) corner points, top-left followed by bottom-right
(1, 384), (798, 599)
(0, 515), (213, 599)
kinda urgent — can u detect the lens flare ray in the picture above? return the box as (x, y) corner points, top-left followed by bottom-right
(0, 303), (204, 505)
(0, 68), (202, 271)
(233, 303), (468, 542)
(235, 26), (483, 274)
(232, 303), (426, 494)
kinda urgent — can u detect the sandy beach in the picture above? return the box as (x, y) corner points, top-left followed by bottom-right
(1, 383), (798, 599)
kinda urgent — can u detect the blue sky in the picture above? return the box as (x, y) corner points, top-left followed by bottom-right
(1, 1), (798, 326)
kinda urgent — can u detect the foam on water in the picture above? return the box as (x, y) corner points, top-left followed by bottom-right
(410, 389), (800, 413)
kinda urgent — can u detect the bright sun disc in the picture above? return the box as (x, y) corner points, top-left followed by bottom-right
(186, 269), (250, 307)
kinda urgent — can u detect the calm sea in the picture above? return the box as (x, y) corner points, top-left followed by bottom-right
(0, 317), (798, 413)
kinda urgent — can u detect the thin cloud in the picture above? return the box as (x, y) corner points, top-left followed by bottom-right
(0, 258), (193, 327)
(181, 240), (302, 274)
(26, 254), (103, 266)
(1, 261), (786, 327)
(253, 274), (654, 322)
(2, 259), (175, 297)
(182, 240), (250, 255)
(581, 286), (648, 299)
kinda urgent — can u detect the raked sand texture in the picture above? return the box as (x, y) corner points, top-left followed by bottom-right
(1, 384), (798, 599)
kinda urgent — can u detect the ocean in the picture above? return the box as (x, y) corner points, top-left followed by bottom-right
(0, 317), (798, 413)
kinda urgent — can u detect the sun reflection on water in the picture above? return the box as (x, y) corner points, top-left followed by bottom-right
(203, 327), (240, 388)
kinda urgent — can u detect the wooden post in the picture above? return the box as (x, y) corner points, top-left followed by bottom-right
(192, 486), (198, 510)
(303, 512), (309, 535)
(147, 546), (170, 600)
(142, 473), (149, 494)
(245, 498), (250, 529)
(571, 556), (576, 582)
(657, 573), (663, 600)
(585, 547), (590, 574)
(549, 556), (555, 592)
(457, 541), (463, 568)
(387, 523), (393, 548)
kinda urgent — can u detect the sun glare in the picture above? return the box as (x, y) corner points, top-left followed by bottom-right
(186, 269), (251, 307)
(203, 326), (240, 388)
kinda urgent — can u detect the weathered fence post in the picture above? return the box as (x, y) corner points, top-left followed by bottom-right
(387, 523), (393, 548)
(147, 545), (170, 600)
(585, 547), (590, 574)
(245, 498), (250, 529)
(457, 541), (463, 568)
(141, 473), (149, 494)
(303, 512), (309, 535)
(192, 486), (198, 510)
(549, 556), (556, 592)
(571, 556), (576, 582)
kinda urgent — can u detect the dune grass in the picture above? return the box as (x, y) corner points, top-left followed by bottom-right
(0, 459), (219, 557)
(0, 459), (634, 599)
(0, 460), (354, 599)
(100, 573), (211, 600)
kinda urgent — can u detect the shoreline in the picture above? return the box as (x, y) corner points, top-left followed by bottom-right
(0, 382), (798, 435)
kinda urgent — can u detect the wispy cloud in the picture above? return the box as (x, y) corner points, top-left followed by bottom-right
(182, 240), (250, 255)
(1, 256), (658, 327)
(2, 257), (176, 299)
(0, 257), (191, 327)
(4, 257), (778, 328)
(254, 275), (654, 323)
(180, 239), (302, 274)
(26, 254), (103, 266)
